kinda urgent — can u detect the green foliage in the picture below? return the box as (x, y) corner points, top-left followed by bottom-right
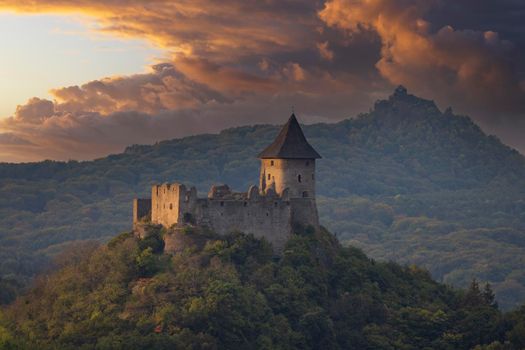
(135, 247), (158, 276)
(1, 90), (525, 310)
(108, 232), (134, 249)
(0, 310), (17, 350)
(5, 229), (525, 349)
(137, 229), (165, 254)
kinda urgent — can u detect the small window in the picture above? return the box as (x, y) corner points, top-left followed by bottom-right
(302, 191), (309, 198)
(274, 202), (278, 207)
(169, 203), (173, 210)
(270, 160), (274, 166)
(220, 201), (224, 207)
(312, 173), (314, 180)
(298, 174), (302, 183)
(244, 202), (248, 207)
(268, 173), (271, 180)
(305, 161), (309, 166)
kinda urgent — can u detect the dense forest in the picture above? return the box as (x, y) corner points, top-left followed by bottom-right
(1, 226), (525, 349)
(1, 87), (525, 309)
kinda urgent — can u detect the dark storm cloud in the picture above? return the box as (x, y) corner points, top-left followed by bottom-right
(428, 0), (525, 78)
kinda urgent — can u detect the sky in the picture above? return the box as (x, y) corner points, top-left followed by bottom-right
(0, 14), (162, 119)
(0, 0), (524, 162)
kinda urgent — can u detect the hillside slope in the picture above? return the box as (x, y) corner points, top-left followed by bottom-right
(3, 227), (525, 349)
(1, 86), (525, 308)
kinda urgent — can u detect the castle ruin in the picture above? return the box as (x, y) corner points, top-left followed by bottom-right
(132, 114), (321, 251)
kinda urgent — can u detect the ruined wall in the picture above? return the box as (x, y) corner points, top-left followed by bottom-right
(260, 158), (316, 198)
(148, 180), (318, 251)
(133, 198), (152, 225)
(149, 183), (292, 251)
(194, 195), (292, 251)
(151, 183), (195, 227)
(151, 183), (197, 227)
(290, 198), (319, 230)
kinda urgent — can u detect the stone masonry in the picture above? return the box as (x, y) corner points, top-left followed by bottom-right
(133, 114), (321, 251)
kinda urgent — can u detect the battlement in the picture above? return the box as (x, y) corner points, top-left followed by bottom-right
(132, 113), (321, 252)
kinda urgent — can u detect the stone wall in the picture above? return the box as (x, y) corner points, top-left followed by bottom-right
(151, 183), (198, 227)
(192, 194), (292, 251)
(133, 198), (151, 225)
(260, 158), (316, 198)
(144, 178), (319, 251)
(148, 183), (295, 251)
(290, 198), (319, 229)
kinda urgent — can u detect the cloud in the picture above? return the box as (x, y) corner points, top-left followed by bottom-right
(13, 97), (55, 123)
(317, 41), (334, 61)
(0, 0), (525, 160)
(0, 132), (34, 145)
(0, 55), (384, 161)
(50, 63), (233, 115)
(319, 0), (525, 132)
(0, 0), (322, 61)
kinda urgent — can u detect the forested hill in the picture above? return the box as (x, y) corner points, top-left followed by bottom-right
(2, 226), (525, 349)
(1, 86), (525, 309)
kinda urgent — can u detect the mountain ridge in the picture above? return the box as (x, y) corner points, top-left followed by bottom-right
(1, 87), (524, 309)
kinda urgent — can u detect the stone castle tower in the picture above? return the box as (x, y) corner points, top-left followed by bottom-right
(258, 113), (321, 228)
(133, 114), (321, 251)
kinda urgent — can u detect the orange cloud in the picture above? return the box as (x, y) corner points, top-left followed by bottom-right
(0, 0), (320, 59)
(49, 63), (234, 115)
(1, 0), (525, 161)
(319, 0), (525, 116)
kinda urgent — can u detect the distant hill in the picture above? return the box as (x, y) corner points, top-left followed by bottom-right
(1, 86), (525, 309)
(3, 226), (525, 349)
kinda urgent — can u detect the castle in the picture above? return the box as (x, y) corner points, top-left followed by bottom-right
(132, 114), (321, 251)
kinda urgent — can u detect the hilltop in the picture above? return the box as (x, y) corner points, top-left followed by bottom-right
(1, 87), (525, 308)
(2, 226), (525, 349)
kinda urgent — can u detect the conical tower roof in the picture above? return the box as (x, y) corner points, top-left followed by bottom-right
(258, 114), (321, 159)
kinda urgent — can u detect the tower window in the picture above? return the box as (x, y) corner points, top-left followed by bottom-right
(170, 203), (173, 210)
(270, 160), (274, 166)
(302, 191), (309, 198)
(305, 161), (309, 166)
(268, 173), (271, 180)
(298, 174), (302, 183)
